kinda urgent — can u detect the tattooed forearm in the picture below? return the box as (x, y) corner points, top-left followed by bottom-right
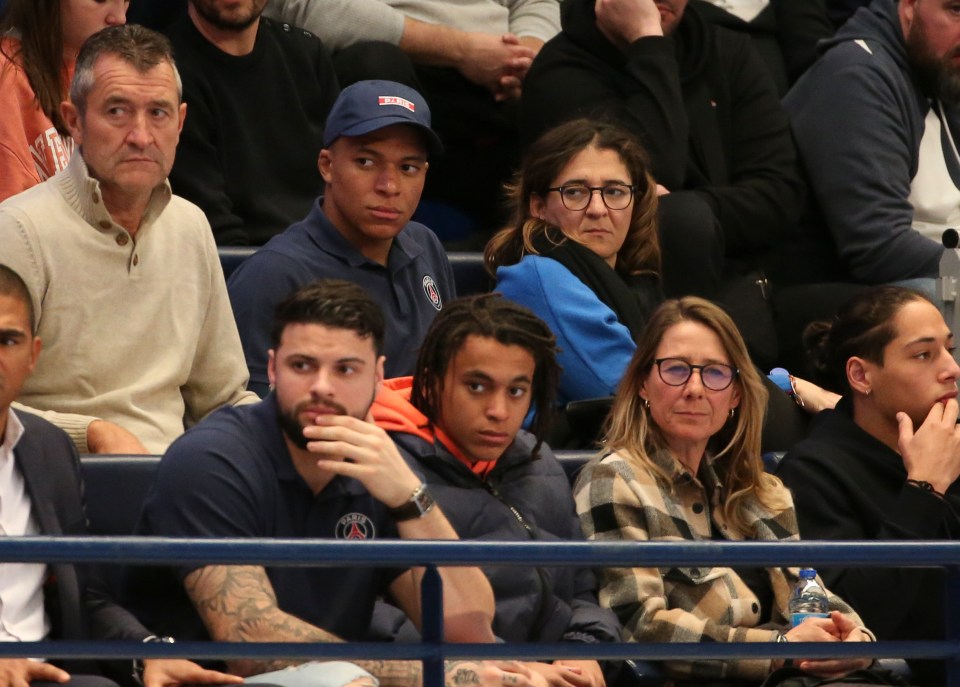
(183, 566), (497, 687)
(184, 565), (344, 675)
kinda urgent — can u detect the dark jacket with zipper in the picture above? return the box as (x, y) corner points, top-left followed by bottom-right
(372, 379), (621, 644)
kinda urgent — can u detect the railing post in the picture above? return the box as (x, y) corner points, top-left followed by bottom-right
(421, 565), (444, 687)
(947, 566), (960, 687)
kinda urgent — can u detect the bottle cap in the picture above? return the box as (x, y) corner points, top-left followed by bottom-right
(799, 568), (817, 579)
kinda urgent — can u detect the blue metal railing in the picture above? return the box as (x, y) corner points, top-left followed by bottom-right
(1, 538), (959, 686)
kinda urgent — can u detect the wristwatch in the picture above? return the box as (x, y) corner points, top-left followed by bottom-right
(390, 483), (436, 521)
(132, 635), (175, 685)
(775, 631), (794, 667)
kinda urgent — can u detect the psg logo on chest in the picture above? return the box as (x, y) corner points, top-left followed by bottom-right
(335, 512), (376, 540)
(422, 275), (442, 311)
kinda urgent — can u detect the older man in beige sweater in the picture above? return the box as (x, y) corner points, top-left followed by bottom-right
(0, 25), (256, 455)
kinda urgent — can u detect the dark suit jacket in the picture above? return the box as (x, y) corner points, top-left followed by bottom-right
(12, 410), (150, 673)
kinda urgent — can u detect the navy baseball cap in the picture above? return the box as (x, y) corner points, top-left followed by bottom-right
(323, 80), (443, 155)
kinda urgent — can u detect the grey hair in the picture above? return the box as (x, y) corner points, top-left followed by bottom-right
(70, 25), (182, 116)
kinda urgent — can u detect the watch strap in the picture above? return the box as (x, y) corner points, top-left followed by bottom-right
(390, 483), (435, 522)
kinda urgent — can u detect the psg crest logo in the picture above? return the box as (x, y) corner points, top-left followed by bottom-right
(422, 275), (442, 311)
(335, 513), (376, 540)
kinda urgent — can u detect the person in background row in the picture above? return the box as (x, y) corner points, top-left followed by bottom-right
(165, 0), (339, 245)
(373, 293), (620, 687)
(487, 119), (662, 411)
(264, 0), (560, 235)
(575, 297), (873, 685)
(783, 0), (960, 292)
(0, 0), (127, 202)
(778, 286), (960, 685)
(0, 24), (257, 454)
(229, 79), (455, 394)
(521, 0), (805, 299)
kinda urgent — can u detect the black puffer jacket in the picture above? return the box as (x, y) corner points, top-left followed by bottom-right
(395, 429), (621, 645)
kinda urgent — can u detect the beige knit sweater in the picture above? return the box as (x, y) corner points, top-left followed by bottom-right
(1, 153), (257, 454)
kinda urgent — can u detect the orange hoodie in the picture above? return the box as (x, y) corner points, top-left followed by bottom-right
(0, 37), (75, 203)
(372, 377), (498, 479)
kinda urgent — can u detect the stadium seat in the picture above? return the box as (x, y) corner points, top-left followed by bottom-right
(218, 246), (256, 281)
(80, 455), (161, 536)
(217, 248), (491, 295)
(447, 252), (491, 296)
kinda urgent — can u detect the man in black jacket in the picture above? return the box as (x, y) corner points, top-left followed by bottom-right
(0, 263), (240, 687)
(521, 0), (804, 300)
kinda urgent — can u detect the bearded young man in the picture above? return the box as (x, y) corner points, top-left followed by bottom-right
(784, 0), (960, 288)
(164, 0), (339, 245)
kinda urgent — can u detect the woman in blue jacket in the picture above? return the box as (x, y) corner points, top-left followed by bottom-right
(486, 119), (662, 410)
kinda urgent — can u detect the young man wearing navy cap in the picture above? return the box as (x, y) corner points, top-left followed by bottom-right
(228, 80), (456, 396)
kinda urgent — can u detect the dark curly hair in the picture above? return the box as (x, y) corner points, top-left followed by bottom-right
(270, 279), (385, 355)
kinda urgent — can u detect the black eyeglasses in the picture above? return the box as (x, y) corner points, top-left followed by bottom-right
(547, 183), (636, 211)
(654, 358), (738, 391)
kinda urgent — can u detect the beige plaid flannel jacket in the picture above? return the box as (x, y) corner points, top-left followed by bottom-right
(573, 450), (870, 684)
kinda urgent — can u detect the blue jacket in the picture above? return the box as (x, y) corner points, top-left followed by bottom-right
(496, 255), (636, 406)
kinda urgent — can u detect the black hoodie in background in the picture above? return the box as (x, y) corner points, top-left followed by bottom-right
(520, 0), (805, 259)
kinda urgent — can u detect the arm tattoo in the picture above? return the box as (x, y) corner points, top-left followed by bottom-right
(450, 669), (481, 685)
(184, 566), (426, 681)
(185, 566), (341, 674)
(444, 661), (487, 687)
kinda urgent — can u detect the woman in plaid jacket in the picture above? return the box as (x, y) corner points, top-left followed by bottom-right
(574, 297), (873, 685)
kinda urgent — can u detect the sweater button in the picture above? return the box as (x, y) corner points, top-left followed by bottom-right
(91, 192), (100, 204)
(116, 233), (129, 246)
(133, 254), (139, 266)
(99, 220), (111, 230)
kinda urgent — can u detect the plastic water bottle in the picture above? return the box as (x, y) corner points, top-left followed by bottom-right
(788, 568), (829, 627)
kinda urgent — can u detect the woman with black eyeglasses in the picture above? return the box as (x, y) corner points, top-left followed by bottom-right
(574, 296), (874, 686)
(485, 118), (662, 412)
